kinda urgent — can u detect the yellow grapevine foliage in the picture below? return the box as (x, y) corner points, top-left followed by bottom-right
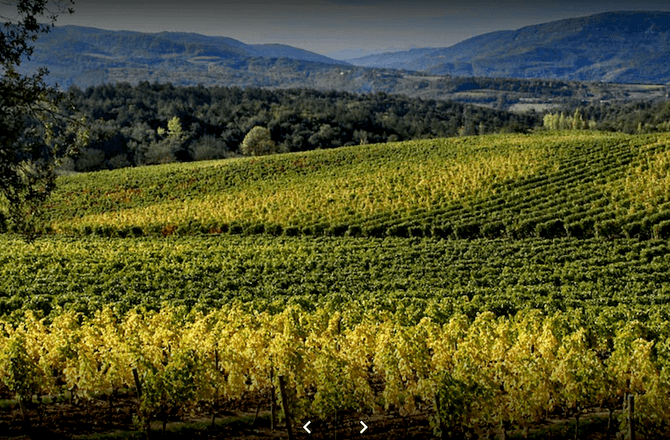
(1, 307), (670, 434)
(47, 133), (554, 235)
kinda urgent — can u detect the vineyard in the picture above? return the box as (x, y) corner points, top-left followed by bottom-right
(3, 131), (670, 438)
(2, 306), (670, 439)
(41, 131), (670, 240)
(1, 235), (670, 321)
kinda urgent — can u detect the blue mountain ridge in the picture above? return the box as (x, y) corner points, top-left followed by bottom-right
(28, 25), (350, 65)
(347, 11), (670, 84)
(17, 12), (670, 87)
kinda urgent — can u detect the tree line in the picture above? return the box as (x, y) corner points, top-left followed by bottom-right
(548, 99), (670, 133)
(56, 83), (541, 172)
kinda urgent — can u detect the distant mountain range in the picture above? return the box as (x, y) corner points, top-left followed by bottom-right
(18, 25), (351, 88)
(36, 25), (350, 66)
(15, 11), (670, 102)
(348, 11), (670, 84)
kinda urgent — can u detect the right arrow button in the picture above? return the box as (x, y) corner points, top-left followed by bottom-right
(360, 421), (368, 434)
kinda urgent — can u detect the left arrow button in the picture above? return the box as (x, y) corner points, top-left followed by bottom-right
(304, 420), (312, 434)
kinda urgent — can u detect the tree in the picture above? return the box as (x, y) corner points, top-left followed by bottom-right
(1, 0), (85, 238)
(572, 108), (585, 130)
(189, 134), (229, 161)
(240, 126), (277, 156)
(145, 116), (186, 165)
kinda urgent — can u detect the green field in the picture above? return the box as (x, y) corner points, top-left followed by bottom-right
(4, 131), (670, 438)
(42, 131), (670, 241)
(2, 234), (670, 322)
(2, 130), (669, 321)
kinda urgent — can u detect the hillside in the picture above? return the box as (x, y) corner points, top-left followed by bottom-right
(6, 131), (670, 321)
(5, 132), (670, 439)
(348, 11), (670, 84)
(39, 131), (670, 241)
(15, 20), (670, 107)
(17, 25), (349, 88)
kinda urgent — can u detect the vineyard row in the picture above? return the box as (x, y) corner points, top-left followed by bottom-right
(2, 307), (670, 438)
(31, 132), (670, 241)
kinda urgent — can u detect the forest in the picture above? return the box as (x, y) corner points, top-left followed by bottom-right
(55, 83), (541, 172)
(565, 98), (670, 133)
(37, 81), (670, 173)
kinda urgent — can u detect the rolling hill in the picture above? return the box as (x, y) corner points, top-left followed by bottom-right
(347, 11), (670, 84)
(16, 11), (670, 97)
(4, 131), (670, 438)
(4, 130), (670, 319)
(38, 130), (670, 241)
(17, 25), (350, 88)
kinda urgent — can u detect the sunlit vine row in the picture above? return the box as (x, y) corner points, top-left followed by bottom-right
(3, 234), (670, 320)
(29, 131), (670, 240)
(2, 306), (669, 437)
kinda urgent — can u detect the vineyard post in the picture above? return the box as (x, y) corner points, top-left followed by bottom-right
(252, 398), (262, 427)
(434, 391), (447, 440)
(132, 367), (142, 399)
(278, 375), (295, 440)
(500, 419), (508, 440)
(17, 397), (30, 431)
(131, 367), (149, 439)
(212, 348), (219, 429)
(38, 395), (46, 427)
(270, 366), (276, 430)
(607, 404), (613, 432)
(628, 394), (635, 440)
(107, 390), (113, 424)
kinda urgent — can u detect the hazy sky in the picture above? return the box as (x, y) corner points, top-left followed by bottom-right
(7, 0), (670, 59)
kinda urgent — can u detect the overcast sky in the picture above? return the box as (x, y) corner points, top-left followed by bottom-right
(7, 0), (670, 59)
